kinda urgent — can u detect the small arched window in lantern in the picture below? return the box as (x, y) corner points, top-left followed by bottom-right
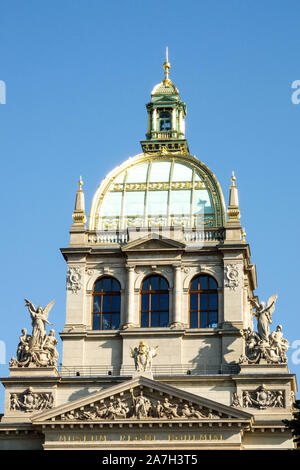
(159, 111), (172, 131)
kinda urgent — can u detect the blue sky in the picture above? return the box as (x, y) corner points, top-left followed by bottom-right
(0, 0), (300, 410)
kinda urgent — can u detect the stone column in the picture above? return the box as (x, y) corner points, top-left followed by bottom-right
(171, 265), (183, 328)
(122, 266), (136, 329)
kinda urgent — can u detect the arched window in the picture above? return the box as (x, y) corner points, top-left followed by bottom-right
(159, 111), (171, 131)
(92, 277), (121, 330)
(140, 275), (169, 327)
(189, 275), (218, 328)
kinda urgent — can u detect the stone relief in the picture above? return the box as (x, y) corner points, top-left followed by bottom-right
(239, 294), (289, 364)
(232, 386), (285, 409)
(9, 299), (59, 368)
(224, 264), (240, 290)
(10, 387), (54, 412)
(57, 388), (223, 422)
(130, 341), (159, 373)
(67, 267), (82, 294)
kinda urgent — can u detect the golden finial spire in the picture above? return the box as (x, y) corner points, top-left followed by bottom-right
(78, 175), (83, 190)
(163, 46), (171, 85)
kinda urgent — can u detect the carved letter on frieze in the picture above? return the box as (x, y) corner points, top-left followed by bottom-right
(67, 267), (82, 294)
(224, 264), (240, 290)
(10, 388), (54, 412)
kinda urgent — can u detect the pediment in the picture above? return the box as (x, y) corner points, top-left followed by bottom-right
(152, 96), (177, 103)
(122, 235), (186, 252)
(31, 376), (252, 425)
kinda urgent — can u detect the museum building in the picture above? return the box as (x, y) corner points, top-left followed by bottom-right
(0, 55), (297, 450)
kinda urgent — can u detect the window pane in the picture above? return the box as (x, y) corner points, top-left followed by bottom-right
(151, 294), (159, 311)
(160, 311), (169, 327)
(125, 191), (145, 216)
(142, 279), (150, 291)
(190, 311), (198, 328)
(126, 163), (148, 183)
(111, 295), (120, 312)
(199, 276), (209, 290)
(111, 314), (120, 330)
(200, 294), (208, 310)
(102, 314), (111, 330)
(200, 312), (207, 328)
(93, 280), (102, 293)
(194, 190), (212, 215)
(102, 278), (111, 292)
(148, 191), (168, 215)
(151, 311), (159, 327)
(172, 163), (193, 182)
(150, 276), (159, 290)
(170, 190), (191, 215)
(92, 314), (100, 330)
(93, 297), (101, 313)
(160, 294), (169, 310)
(111, 279), (120, 292)
(208, 311), (218, 328)
(100, 192), (122, 217)
(141, 294), (149, 311)
(190, 278), (198, 291)
(141, 312), (149, 327)
(102, 296), (111, 313)
(210, 293), (218, 310)
(160, 277), (168, 290)
(209, 278), (217, 289)
(149, 162), (171, 182)
(190, 294), (198, 310)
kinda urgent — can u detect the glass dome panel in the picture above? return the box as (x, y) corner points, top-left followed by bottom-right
(124, 191), (145, 216)
(126, 163), (148, 183)
(194, 189), (213, 214)
(170, 190), (191, 214)
(148, 191), (168, 215)
(100, 192), (122, 216)
(172, 163), (193, 182)
(149, 162), (171, 182)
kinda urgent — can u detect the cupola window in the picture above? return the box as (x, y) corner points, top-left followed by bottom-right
(159, 111), (171, 131)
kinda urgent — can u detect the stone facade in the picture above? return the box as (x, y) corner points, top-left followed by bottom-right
(0, 58), (297, 450)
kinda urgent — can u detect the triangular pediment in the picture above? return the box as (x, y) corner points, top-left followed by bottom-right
(31, 376), (252, 425)
(122, 234), (186, 252)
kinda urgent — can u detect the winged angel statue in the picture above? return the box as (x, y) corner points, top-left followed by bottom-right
(130, 341), (159, 373)
(10, 299), (59, 368)
(239, 294), (289, 365)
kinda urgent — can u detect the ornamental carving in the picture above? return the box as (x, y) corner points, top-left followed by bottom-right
(55, 388), (222, 422)
(232, 386), (285, 409)
(130, 341), (158, 373)
(239, 294), (289, 364)
(10, 388), (54, 412)
(224, 264), (240, 290)
(67, 267), (82, 294)
(9, 299), (59, 368)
